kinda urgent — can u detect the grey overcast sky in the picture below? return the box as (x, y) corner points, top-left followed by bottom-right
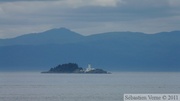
(0, 0), (180, 38)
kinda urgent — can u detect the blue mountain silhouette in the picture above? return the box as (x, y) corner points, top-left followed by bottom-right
(0, 28), (180, 71)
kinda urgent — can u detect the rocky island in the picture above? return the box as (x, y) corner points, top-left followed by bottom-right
(42, 63), (110, 74)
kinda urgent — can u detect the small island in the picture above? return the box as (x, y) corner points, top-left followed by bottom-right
(42, 63), (110, 74)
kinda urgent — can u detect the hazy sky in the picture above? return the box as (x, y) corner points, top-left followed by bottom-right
(0, 0), (180, 38)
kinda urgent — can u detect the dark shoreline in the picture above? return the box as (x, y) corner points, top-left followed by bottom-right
(41, 71), (111, 74)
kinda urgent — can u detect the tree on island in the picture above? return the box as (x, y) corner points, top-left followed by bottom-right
(42, 63), (109, 74)
(49, 63), (83, 73)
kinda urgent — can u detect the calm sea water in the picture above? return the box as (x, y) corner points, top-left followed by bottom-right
(0, 72), (180, 101)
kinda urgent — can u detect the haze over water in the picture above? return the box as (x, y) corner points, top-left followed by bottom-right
(0, 72), (179, 101)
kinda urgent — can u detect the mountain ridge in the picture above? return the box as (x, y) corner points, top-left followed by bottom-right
(0, 28), (180, 71)
(0, 28), (84, 46)
(1, 28), (180, 46)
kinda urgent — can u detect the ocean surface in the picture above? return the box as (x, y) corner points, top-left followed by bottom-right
(0, 72), (180, 101)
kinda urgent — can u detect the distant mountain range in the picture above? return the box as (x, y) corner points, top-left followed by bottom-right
(0, 28), (180, 71)
(0, 28), (83, 46)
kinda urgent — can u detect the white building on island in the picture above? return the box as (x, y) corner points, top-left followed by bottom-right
(85, 64), (95, 72)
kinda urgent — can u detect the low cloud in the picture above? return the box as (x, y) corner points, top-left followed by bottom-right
(0, 0), (180, 38)
(0, 0), (57, 2)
